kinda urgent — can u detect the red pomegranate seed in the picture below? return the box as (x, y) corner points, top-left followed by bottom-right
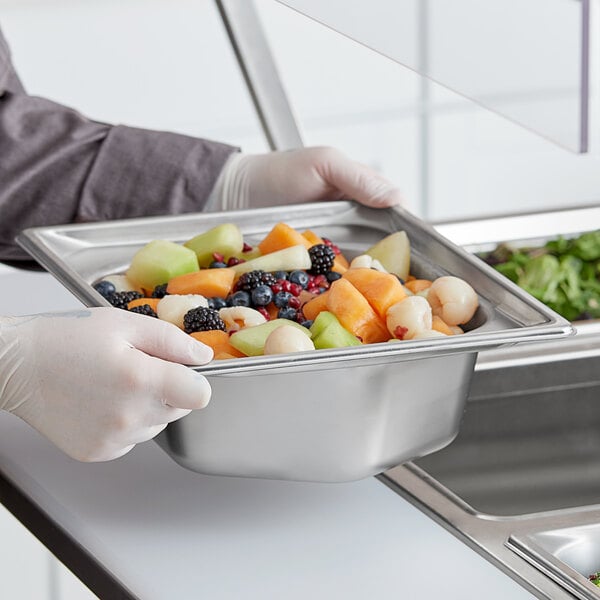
(289, 283), (302, 297)
(313, 275), (327, 286)
(322, 237), (341, 255)
(288, 297), (301, 309)
(227, 257), (244, 266)
(271, 284), (283, 294)
(257, 306), (270, 320)
(212, 252), (225, 263)
(394, 326), (409, 340)
(242, 242), (253, 253)
(282, 280), (292, 292)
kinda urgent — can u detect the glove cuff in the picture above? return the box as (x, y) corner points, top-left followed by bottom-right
(205, 152), (261, 212)
(0, 316), (30, 413)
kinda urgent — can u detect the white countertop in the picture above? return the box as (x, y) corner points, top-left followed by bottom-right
(0, 268), (534, 600)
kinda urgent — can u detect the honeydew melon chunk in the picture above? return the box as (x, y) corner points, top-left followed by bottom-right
(127, 240), (199, 290)
(237, 246), (262, 261)
(230, 319), (310, 356)
(231, 245), (311, 275)
(100, 274), (143, 293)
(365, 231), (410, 280)
(310, 311), (362, 349)
(184, 223), (244, 267)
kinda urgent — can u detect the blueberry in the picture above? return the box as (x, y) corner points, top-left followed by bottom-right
(227, 290), (251, 307)
(273, 291), (293, 308)
(210, 296), (228, 310)
(251, 284), (273, 307)
(209, 261), (228, 268)
(300, 319), (313, 329)
(326, 271), (342, 283)
(273, 270), (288, 281)
(93, 280), (116, 299)
(289, 270), (309, 288)
(278, 307), (298, 321)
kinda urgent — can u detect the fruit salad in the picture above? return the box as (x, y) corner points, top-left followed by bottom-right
(92, 222), (479, 360)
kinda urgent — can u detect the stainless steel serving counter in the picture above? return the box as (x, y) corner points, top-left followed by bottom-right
(2, 204), (599, 599)
(0, 264), (537, 599)
(383, 206), (600, 600)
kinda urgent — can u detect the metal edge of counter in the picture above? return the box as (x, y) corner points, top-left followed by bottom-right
(0, 468), (138, 600)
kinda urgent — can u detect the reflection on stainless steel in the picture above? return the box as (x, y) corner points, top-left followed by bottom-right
(379, 206), (600, 599)
(16, 201), (571, 482)
(510, 523), (600, 600)
(380, 352), (600, 599)
(416, 354), (600, 516)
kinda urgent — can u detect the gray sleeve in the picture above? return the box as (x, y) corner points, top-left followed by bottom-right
(0, 29), (237, 262)
(0, 28), (24, 95)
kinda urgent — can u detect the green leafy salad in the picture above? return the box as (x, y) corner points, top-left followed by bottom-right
(479, 230), (600, 321)
(589, 572), (600, 586)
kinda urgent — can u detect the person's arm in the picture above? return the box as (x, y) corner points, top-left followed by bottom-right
(0, 91), (236, 262)
(0, 308), (213, 462)
(0, 28), (236, 262)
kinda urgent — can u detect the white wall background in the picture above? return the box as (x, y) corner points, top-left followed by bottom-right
(1, 1), (600, 598)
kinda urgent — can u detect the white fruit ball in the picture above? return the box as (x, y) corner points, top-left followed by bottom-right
(412, 329), (446, 340)
(264, 325), (315, 355)
(219, 307), (266, 332)
(386, 296), (432, 340)
(157, 294), (209, 329)
(427, 276), (478, 326)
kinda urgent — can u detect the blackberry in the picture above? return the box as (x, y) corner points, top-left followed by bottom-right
(151, 283), (169, 298)
(236, 270), (277, 292)
(289, 270), (309, 288)
(251, 285), (273, 307)
(129, 304), (158, 318)
(227, 290), (251, 307)
(93, 280), (116, 299)
(308, 244), (335, 274)
(107, 290), (143, 310)
(183, 307), (226, 333)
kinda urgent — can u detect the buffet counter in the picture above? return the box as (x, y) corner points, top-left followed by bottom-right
(0, 267), (535, 599)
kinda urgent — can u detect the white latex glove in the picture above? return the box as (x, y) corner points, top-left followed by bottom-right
(206, 147), (405, 211)
(0, 307), (213, 462)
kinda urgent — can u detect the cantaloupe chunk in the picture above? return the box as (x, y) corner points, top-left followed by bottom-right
(190, 330), (245, 359)
(127, 297), (161, 311)
(405, 279), (432, 294)
(167, 268), (235, 297)
(432, 315), (454, 336)
(258, 223), (312, 255)
(342, 268), (407, 319)
(266, 302), (279, 321)
(302, 229), (349, 272)
(301, 229), (322, 246)
(326, 279), (389, 344)
(215, 351), (243, 361)
(302, 291), (330, 321)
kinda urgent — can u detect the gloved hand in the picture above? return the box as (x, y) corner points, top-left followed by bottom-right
(206, 147), (405, 211)
(0, 307), (213, 462)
